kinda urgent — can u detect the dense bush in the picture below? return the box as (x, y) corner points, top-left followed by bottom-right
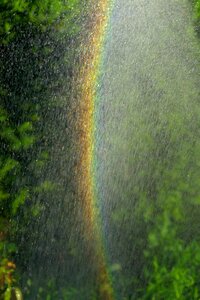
(0, 0), (87, 297)
(0, 0), (81, 43)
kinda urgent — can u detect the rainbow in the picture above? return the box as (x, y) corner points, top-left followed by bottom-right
(77, 0), (115, 299)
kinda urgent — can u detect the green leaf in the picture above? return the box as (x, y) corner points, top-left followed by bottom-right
(12, 189), (29, 215)
(34, 180), (56, 193)
(0, 158), (18, 180)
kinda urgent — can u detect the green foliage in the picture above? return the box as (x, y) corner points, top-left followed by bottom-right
(35, 280), (79, 300)
(193, 0), (200, 19)
(140, 199), (200, 299)
(0, 259), (16, 299)
(0, 0), (82, 43)
(0, 105), (32, 217)
(191, 0), (200, 34)
(136, 143), (200, 299)
(23, 278), (98, 300)
(0, 0), (87, 296)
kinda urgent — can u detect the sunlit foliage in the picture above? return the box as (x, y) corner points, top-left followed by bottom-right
(0, 0), (82, 43)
